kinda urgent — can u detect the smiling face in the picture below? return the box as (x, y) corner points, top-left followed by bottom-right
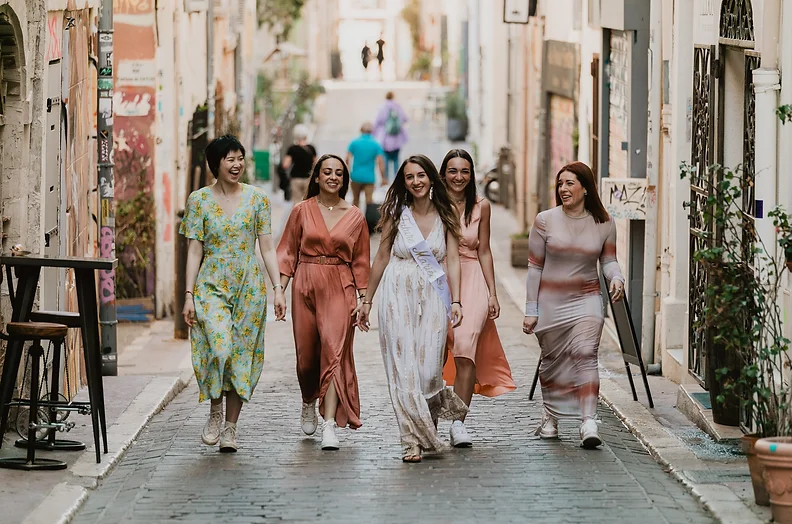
(404, 162), (431, 200)
(444, 156), (472, 197)
(557, 170), (587, 209)
(217, 149), (245, 184)
(316, 157), (345, 196)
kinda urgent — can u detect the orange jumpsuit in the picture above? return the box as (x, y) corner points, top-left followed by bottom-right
(277, 198), (370, 429)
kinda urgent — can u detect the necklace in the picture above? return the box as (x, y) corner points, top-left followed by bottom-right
(562, 209), (590, 237)
(562, 207), (590, 219)
(317, 196), (341, 211)
(216, 183), (239, 201)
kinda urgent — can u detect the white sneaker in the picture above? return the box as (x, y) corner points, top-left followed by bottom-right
(535, 408), (558, 439)
(580, 419), (602, 449)
(219, 423), (238, 453)
(301, 400), (318, 435)
(321, 421), (340, 450)
(201, 406), (223, 445)
(450, 420), (473, 448)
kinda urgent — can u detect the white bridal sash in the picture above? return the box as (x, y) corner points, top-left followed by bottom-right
(400, 207), (452, 319)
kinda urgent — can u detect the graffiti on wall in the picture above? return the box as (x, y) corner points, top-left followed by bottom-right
(46, 12), (63, 62)
(600, 178), (652, 220)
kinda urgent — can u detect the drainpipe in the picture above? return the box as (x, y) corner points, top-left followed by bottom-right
(98, 0), (118, 375)
(753, 0), (781, 260)
(640, 0), (661, 373)
(207, 0), (215, 139)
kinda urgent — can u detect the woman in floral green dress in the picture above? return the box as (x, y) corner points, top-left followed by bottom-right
(181, 135), (286, 452)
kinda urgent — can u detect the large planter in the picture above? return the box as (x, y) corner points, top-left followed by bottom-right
(511, 237), (530, 268)
(742, 434), (771, 506)
(757, 437), (792, 522)
(446, 118), (468, 142)
(705, 337), (741, 426)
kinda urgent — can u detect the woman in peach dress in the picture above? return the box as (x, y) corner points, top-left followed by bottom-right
(440, 149), (515, 447)
(277, 154), (370, 451)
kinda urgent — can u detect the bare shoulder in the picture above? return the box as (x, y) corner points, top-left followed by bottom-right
(478, 198), (491, 216)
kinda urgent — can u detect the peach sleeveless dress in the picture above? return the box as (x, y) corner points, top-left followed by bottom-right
(442, 199), (516, 397)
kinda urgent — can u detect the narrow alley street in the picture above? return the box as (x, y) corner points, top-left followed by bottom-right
(71, 84), (714, 524)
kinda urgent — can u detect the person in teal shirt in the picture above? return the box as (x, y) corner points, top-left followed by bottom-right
(346, 122), (385, 208)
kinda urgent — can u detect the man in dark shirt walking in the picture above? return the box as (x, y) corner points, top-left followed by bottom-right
(281, 126), (317, 201)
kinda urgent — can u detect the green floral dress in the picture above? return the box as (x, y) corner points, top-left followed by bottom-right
(180, 183), (271, 402)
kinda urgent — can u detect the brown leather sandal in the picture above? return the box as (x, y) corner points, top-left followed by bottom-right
(402, 444), (421, 463)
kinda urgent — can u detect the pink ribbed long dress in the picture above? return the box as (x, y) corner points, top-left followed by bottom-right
(525, 206), (624, 421)
(443, 198), (516, 397)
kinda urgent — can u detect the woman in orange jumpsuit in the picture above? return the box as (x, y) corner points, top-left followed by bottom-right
(277, 154), (370, 451)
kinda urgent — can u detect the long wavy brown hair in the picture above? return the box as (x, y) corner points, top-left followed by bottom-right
(555, 161), (610, 224)
(439, 149), (477, 226)
(377, 154), (461, 247)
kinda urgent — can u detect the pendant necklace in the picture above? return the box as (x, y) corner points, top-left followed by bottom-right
(317, 196), (341, 211)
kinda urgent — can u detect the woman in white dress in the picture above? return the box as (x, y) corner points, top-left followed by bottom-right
(357, 154), (467, 463)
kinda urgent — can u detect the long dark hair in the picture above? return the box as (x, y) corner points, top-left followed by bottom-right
(439, 149), (477, 226)
(377, 155), (461, 246)
(555, 161), (610, 223)
(304, 154), (350, 200)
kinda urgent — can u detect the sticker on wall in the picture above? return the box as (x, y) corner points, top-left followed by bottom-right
(600, 178), (649, 220)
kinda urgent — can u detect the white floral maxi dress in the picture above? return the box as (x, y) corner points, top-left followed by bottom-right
(180, 184), (271, 403)
(378, 214), (467, 452)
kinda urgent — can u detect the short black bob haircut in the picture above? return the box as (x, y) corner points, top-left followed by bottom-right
(205, 134), (246, 178)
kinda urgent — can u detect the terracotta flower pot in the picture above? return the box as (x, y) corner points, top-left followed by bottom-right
(742, 434), (770, 506)
(756, 437), (792, 522)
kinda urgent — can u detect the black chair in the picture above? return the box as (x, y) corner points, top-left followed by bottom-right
(0, 321), (69, 470)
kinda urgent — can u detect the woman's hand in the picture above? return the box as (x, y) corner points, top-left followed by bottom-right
(451, 303), (463, 328)
(273, 288), (287, 321)
(183, 295), (196, 327)
(609, 279), (625, 302)
(488, 296), (500, 320)
(523, 316), (538, 335)
(357, 303), (372, 332)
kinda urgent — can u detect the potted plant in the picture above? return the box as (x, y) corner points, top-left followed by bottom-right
(683, 105), (792, 516)
(510, 231), (530, 268)
(445, 91), (468, 142)
(681, 162), (777, 507)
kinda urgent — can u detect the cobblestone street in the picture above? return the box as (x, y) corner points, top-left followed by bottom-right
(74, 273), (714, 523)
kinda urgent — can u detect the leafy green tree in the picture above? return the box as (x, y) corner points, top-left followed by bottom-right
(257, 0), (305, 41)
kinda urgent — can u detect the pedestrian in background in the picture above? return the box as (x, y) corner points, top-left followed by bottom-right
(523, 161), (625, 449)
(277, 154), (371, 451)
(374, 91), (408, 182)
(358, 155), (467, 463)
(181, 135), (287, 453)
(281, 125), (317, 202)
(440, 149), (515, 448)
(346, 122), (385, 209)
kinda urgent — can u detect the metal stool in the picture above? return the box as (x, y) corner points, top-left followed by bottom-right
(0, 322), (69, 471)
(11, 316), (90, 452)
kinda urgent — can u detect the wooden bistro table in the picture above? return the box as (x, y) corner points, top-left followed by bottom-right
(0, 254), (117, 464)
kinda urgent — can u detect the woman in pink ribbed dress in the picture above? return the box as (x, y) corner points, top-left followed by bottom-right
(440, 149), (516, 448)
(523, 161), (625, 449)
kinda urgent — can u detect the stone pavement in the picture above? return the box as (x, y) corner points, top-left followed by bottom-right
(1, 321), (192, 524)
(73, 266), (714, 523)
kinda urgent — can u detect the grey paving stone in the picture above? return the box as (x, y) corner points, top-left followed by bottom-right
(73, 277), (714, 524)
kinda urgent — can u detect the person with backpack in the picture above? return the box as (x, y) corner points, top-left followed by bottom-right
(373, 91), (408, 182)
